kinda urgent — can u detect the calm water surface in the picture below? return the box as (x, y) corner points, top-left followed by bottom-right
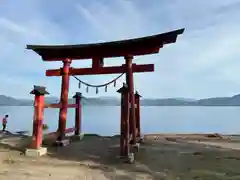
(0, 106), (239, 136)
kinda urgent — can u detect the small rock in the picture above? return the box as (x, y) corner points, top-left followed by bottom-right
(193, 152), (202, 156)
(103, 166), (109, 170)
(206, 133), (222, 139)
(165, 137), (177, 142)
(163, 169), (169, 173)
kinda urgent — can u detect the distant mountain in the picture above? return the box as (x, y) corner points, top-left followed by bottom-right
(140, 95), (240, 106)
(194, 94), (240, 106)
(2, 94), (240, 106)
(0, 95), (32, 106)
(44, 96), (59, 104)
(174, 98), (196, 102)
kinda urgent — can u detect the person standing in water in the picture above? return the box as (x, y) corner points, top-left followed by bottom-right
(2, 115), (8, 132)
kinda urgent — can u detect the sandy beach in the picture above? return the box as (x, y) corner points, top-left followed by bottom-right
(0, 132), (239, 179)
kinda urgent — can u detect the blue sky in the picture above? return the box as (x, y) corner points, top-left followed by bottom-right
(0, 0), (239, 99)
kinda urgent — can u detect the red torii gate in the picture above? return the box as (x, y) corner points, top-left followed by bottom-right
(26, 28), (184, 161)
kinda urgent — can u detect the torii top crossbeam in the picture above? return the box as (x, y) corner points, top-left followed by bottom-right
(26, 29), (184, 61)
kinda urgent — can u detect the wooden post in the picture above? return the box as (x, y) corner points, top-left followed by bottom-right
(73, 92), (82, 136)
(58, 58), (72, 141)
(125, 55), (137, 145)
(30, 86), (49, 149)
(119, 87), (125, 156)
(117, 83), (129, 156)
(135, 91), (141, 139)
(124, 90), (130, 156)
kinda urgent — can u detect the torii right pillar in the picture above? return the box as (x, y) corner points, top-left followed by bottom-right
(125, 55), (137, 147)
(125, 55), (140, 163)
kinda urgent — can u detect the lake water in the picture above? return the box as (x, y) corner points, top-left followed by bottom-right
(0, 106), (240, 135)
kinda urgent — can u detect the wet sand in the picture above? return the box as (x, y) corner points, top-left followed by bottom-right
(0, 132), (240, 179)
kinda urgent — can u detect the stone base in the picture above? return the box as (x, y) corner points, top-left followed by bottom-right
(25, 147), (47, 157)
(132, 143), (140, 153)
(70, 133), (84, 141)
(127, 153), (135, 164)
(54, 139), (70, 147)
(116, 155), (125, 159)
(137, 135), (145, 143)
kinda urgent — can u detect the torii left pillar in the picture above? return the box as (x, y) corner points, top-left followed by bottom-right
(25, 85), (49, 157)
(57, 58), (72, 145)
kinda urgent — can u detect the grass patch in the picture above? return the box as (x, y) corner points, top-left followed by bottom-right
(84, 134), (101, 138)
(3, 156), (16, 164)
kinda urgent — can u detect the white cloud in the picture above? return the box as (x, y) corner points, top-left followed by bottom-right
(75, 0), (240, 98)
(0, 0), (239, 99)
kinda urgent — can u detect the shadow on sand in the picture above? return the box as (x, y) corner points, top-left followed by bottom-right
(44, 134), (165, 179)
(45, 134), (240, 180)
(0, 131), (30, 153)
(1, 132), (240, 179)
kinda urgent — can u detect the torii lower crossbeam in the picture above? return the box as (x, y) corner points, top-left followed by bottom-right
(44, 103), (77, 108)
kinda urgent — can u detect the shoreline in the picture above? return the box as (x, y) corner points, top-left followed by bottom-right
(3, 105), (240, 107)
(0, 132), (240, 179)
(8, 131), (240, 138)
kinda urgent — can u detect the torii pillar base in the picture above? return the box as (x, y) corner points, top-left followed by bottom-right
(71, 133), (85, 141)
(132, 143), (140, 153)
(54, 139), (70, 147)
(25, 147), (47, 157)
